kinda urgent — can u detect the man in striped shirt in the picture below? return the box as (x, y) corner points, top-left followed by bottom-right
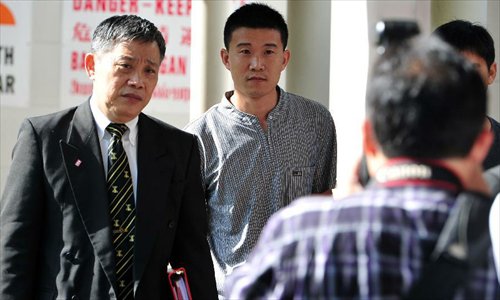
(185, 3), (336, 296)
(225, 37), (499, 299)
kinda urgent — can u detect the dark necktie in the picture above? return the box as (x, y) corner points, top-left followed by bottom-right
(106, 123), (135, 299)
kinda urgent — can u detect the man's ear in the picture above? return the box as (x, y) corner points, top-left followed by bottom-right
(281, 49), (291, 71)
(487, 62), (497, 85)
(220, 48), (230, 70)
(362, 120), (378, 157)
(363, 119), (386, 177)
(85, 53), (96, 79)
(468, 124), (494, 164)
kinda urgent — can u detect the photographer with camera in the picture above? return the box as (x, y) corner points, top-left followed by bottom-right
(224, 29), (499, 299)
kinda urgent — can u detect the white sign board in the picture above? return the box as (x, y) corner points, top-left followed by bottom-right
(60, 0), (191, 114)
(0, 1), (32, 107)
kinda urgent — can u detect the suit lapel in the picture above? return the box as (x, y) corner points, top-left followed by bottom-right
(59, 101), (117, 288)
(134, 115), (175, 284)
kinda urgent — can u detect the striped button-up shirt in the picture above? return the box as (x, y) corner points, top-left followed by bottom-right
(225, 179), (500, 299)
(185, 87), (337, 292)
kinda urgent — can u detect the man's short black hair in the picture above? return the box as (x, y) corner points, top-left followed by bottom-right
(367, 37), (487, 159)
(92, 15), (166, 61)
(433, 20), (495, 68)
(223, 3), (288, 50)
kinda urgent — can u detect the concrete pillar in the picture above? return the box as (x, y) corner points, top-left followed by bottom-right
(189, 1), (233, 122)
(330, 0), (369, 197)
(287, 1), (331, 108)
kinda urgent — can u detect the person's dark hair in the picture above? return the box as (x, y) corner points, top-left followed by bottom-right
(223, 3), (288, 50)
(367, 37), (487, 159)
(433, 20), (495, 69)
(91, 15), (166, 61)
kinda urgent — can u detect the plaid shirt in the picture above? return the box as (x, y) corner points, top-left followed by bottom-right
(225, 180), (499, 299)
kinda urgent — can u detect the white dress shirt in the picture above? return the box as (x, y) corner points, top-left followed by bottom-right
(90, 97), (138, 202)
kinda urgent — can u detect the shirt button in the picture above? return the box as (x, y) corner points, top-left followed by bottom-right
(168, 221), (175, 229)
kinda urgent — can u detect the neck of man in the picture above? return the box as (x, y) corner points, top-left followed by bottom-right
(442, 157), (491, 195)
(230, 89), (279, 131)
(484, 117), (492, 131)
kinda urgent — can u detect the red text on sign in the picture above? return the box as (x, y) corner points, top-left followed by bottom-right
(71, 79), (93, 95)
(73, 23), (92, 42)
(180, 27), (190, 46)
(159, 25), (169, 46)
(160, 55), (187, 75)
(71, 51), (86, 71)
(153, 85), (190, 101)
(155, 0), (191, 16)
(73, 0), (139, 13)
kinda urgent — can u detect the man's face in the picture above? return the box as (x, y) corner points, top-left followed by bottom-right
(462, 51), (497, 86)
(85, 40), (161, 123)
(221, 27), (290, 100)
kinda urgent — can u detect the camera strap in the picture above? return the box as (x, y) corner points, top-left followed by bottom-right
(375, 158), (463, 192)
(374, 159), (494, 300)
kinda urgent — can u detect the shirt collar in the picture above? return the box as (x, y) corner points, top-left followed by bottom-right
(220, 86), (286, 124)
(89, 96), (139, 146)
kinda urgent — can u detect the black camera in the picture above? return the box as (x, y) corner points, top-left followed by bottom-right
(375, 20), (420, 46)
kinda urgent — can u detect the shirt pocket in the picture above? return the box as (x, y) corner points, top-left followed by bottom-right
(286, 166), (314, 204)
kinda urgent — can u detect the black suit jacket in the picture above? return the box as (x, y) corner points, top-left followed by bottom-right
(0, 101), (217, 299)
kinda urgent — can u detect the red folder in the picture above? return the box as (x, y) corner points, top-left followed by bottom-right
(168, 267), (192, 300)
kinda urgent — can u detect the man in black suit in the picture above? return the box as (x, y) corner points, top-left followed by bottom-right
(0, 15), (217, 299)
